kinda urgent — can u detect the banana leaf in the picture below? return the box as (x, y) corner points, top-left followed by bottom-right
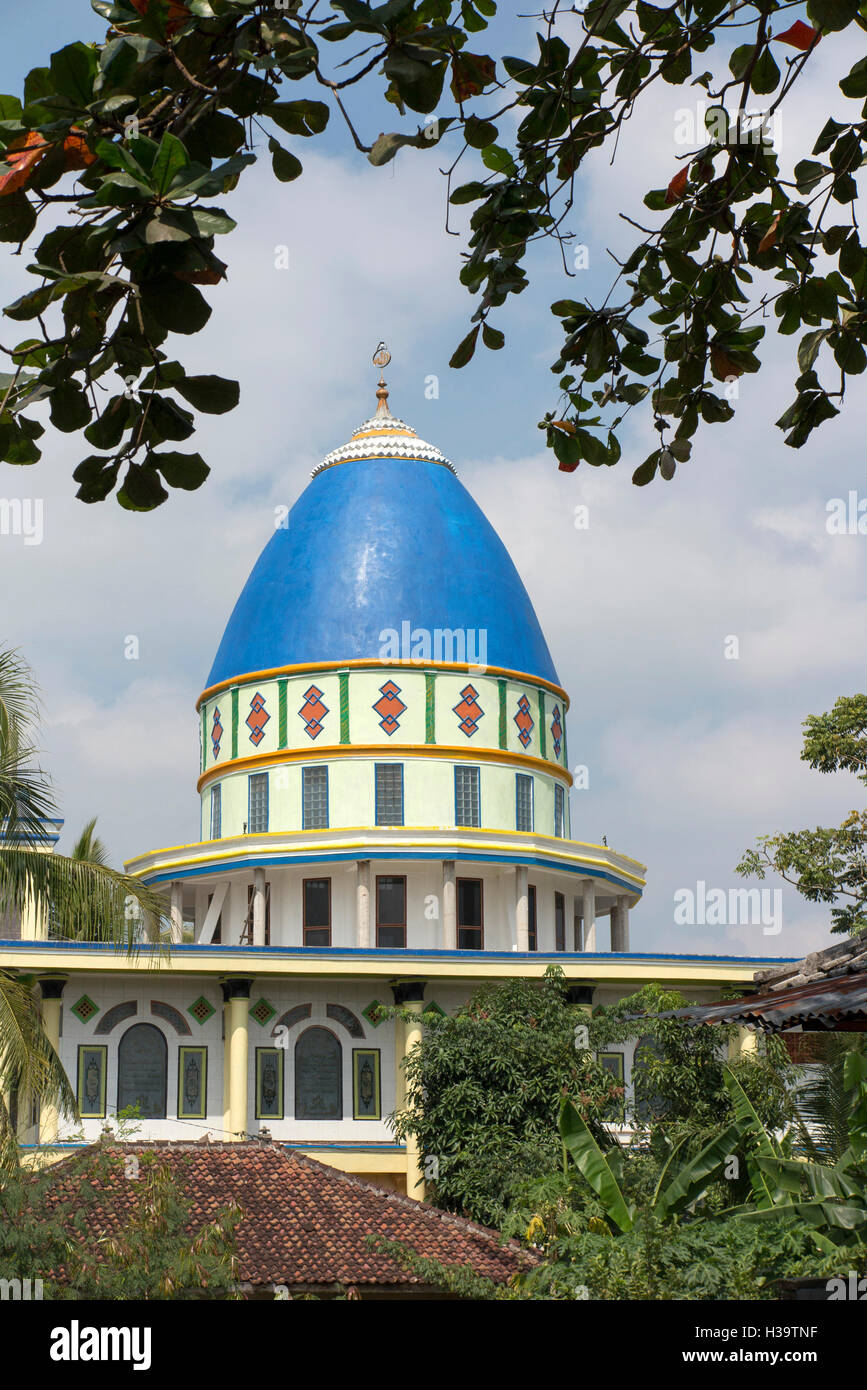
(754, 1153), (863, 1202)
(723, 1065), (782, 1208)
(656, 1121), (744, 1218)
(559, 1097), (634, 1233)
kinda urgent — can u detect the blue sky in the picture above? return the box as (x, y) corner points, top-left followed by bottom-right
(2, 3), (866, 960)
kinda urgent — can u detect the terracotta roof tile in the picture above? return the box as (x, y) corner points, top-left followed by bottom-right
(44, 1141), (534, 1290)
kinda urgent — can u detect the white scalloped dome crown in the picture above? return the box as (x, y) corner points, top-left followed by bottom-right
(311, 404), (455, 477)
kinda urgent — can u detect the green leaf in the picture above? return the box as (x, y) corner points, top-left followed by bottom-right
(656, 1121), (744, 1217)
(141, 277), (212, 335)
(794, 159), (827, 193)
(481, 322), (504, 350)
(632, 452), (658, 485)
(49, 43), (98, 107)
(729, 44), (754, 80)
(151, 131), (190, 198)
(117, 461), (168, 511)
(813, 117), (847, 155)
(143, 210), (192, 244)
(175, 374), (239, 414)
(0, 192), (36, 245)
(840, 57), (867, 98)
(1, 420), (41, 465)
(833, 332), (867, 373)
(49, 383), (91, 434)
(481, 143), (517, 176)
(84, 394), (132, 450)
(560, 1098), (634, 1232)
(3, 285), (57, 322)
(268, 99), (329, 137)
(797, 328), (828, 373)
(149, 449), (210, 490)
(268, 137), (302, 183)
(464, 115), (498, 148)
(551, 426), (581, 469)
(449, 180), (489, 205)
(449, 325), (479, 369)
(143, 394), (195, 443)
(750, 49), (780, 96)
(73, 452), (121, 504)
(384, 47), (448, 115)
(190, 207), (236, 237)
(807, 0), (861, 31)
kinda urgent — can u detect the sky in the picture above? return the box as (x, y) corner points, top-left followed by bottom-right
(1, 2), (865, 961)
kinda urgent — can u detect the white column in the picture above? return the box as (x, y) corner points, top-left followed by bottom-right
(356, 860), (371, 948)
(573, 896), (583, 952)
(442, 860), (456, 949)
(582, 879), (596, 951)
(611, 895), (630, 952)
(252, 866), (266, 947)
(515, 865), (529, 952)
(170, 880), (184, 944)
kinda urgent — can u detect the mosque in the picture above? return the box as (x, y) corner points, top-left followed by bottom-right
(4, 348), (789, 1197)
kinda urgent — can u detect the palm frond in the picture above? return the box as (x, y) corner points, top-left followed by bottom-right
(70, 816), (109, 866)
(0, 848), (169, 946)
(0, 971), (77, 1171)
(793, 1037), (863, 1162)
(0, 648), (57, 846)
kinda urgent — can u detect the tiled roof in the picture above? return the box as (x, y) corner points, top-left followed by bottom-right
(45, 1140), (533, 1291)
(656, 929), (867, 1032)
(754, 927), (867, 990)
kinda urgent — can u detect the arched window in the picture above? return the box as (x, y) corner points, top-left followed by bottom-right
(117, 1023), (168, 1119)
(294, 1026), (342, 1120)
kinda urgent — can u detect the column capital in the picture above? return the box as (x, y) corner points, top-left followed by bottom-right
(38, 976), (67, 1000)
(391, 980), (426, 1006)
(222, 977), (254, 1000)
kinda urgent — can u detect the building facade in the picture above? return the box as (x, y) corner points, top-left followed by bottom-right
(3, 361), (790, 1196)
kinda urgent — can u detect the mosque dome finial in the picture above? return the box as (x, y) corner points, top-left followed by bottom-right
(373, 341), (392, 418)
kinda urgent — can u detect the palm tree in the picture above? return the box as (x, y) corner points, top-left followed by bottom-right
(0, 648), (168, 1168)
(793, 1036), (867, 1163)
(69, 817), (109, 867)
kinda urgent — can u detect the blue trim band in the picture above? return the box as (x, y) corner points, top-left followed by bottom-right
(0, 938), (797, 966)
(135, 847), (646, 896)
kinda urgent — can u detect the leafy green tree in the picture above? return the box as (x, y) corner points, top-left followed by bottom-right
(2, 0), (867, 503)
(591, 982), (793, 1141)
(0, 647), (167, 1168)
(391, 968), (622, 1227)
(737, 694), (867, 935)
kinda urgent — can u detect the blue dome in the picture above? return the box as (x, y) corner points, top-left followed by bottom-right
(206, 413), (560, 690)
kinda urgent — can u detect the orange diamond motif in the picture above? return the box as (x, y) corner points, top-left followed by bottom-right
(453, 684), (484, 738)
(299, 685), (328, 740)
(373, 680), (406, 736)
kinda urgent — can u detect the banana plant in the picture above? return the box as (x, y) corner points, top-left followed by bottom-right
(559, 1097), (743, 1234)
(722, 1062), (867, 1247)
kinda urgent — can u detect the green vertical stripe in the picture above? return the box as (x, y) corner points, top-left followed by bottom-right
(538, 690), (546, 759)
(498, 679), (507, 749)
(200, 706), (207, 772)
(562, 715), (568, 770)
(231, 686), (239, 760)
(339, 672), (350, 744)
(278, 679), (288, 748)
(425, 672), (436, 744)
